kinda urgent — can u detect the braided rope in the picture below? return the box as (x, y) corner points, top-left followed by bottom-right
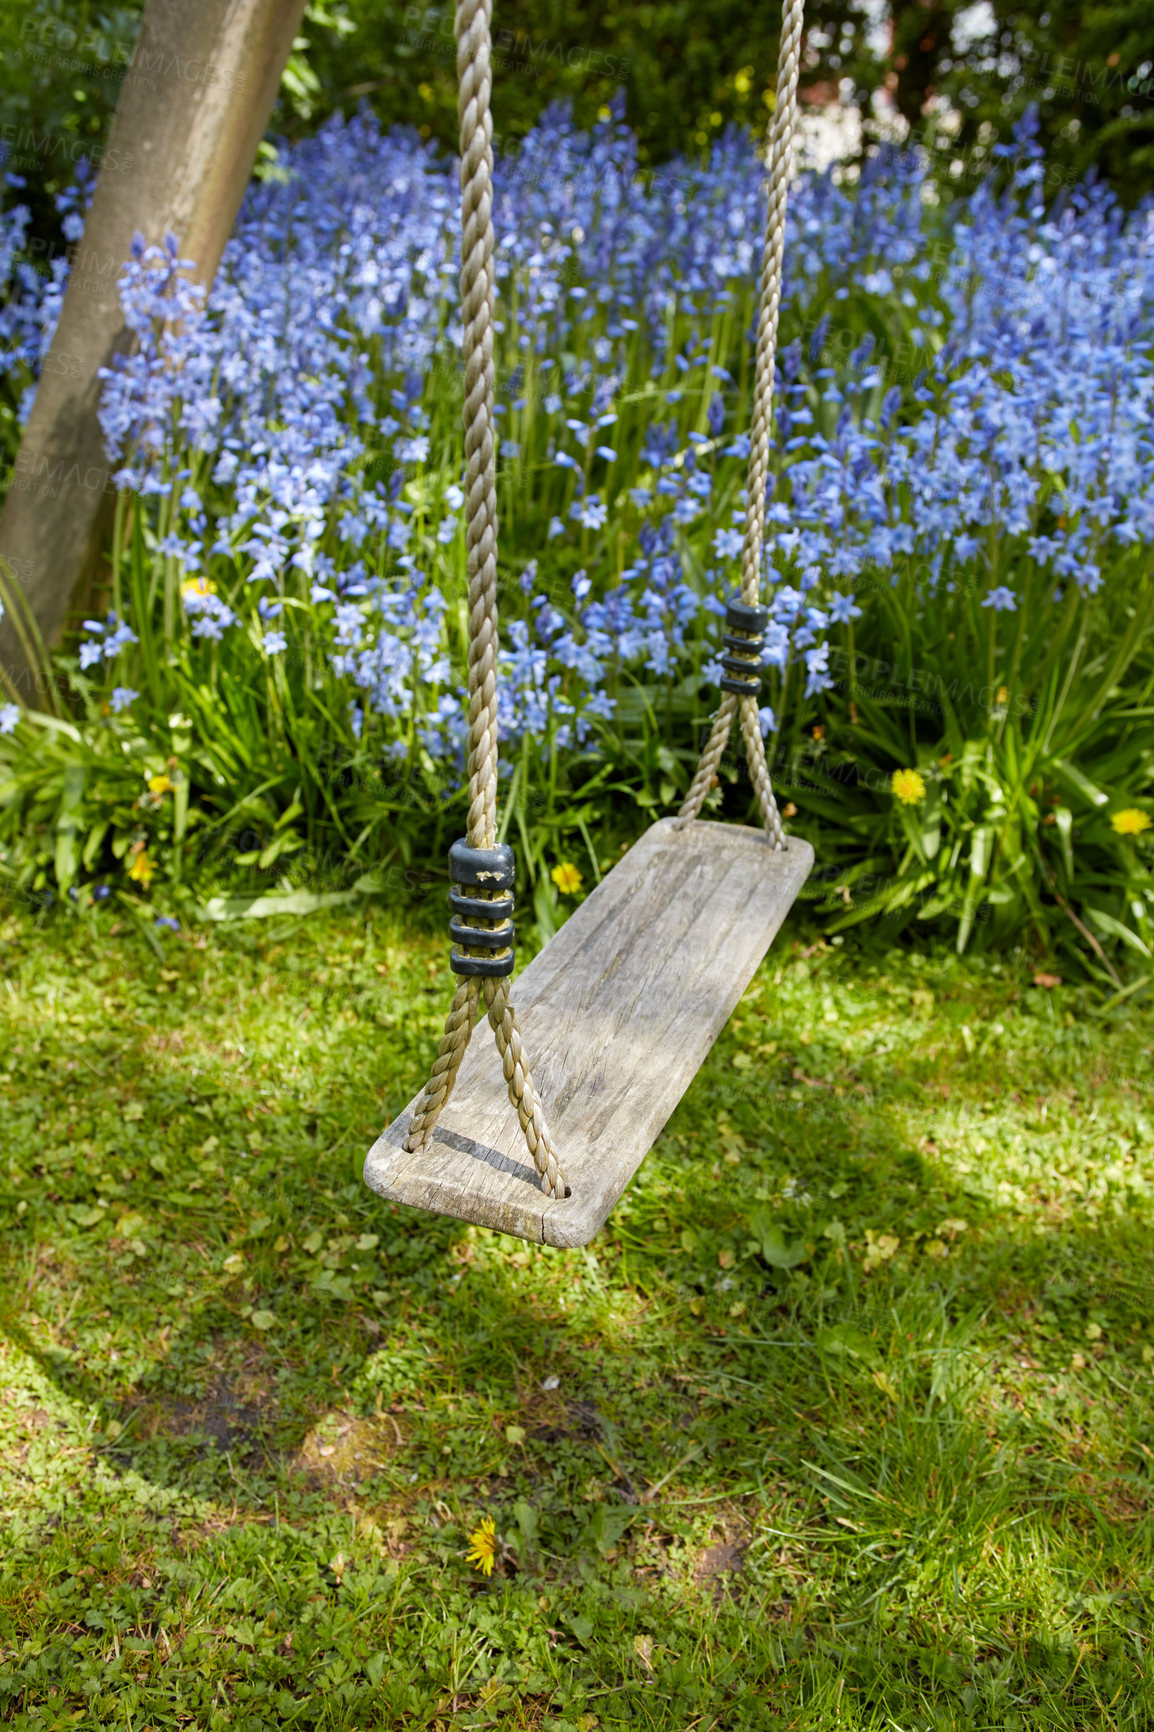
(678, 693), (737, 822)
(405, 977), (481, 1152)
(741, 0), (804, 608)
(740, 695), (786, 847)
(484, 979), (566, 1197)
(681, 0), (803, 848)
(403, 0), (565, 1196)
(458, 0), (500, 852)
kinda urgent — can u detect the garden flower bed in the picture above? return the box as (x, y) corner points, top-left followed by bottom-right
(0, 105), (1150, 975)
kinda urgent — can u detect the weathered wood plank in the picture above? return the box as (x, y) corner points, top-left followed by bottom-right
(363, 817), (813, 1247)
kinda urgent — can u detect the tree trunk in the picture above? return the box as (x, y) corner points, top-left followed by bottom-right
(0, 0), (308, 704)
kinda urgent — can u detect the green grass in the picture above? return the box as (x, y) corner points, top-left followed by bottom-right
(1, 894), (1153, 1729)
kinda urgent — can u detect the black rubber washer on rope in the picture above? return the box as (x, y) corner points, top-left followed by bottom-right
(448, 886), (515, 922)
(448, 838), (515, 976)
(450, 947), (515, 978)
(721, 652), (761, 674)
(725, 595), (768, 635)
(449, 914), (515, 951)
(448, 839), (515, 889)
(720, 656), (762, 695)
(723, 630), (763, 656)
(720, 592), (766, 695)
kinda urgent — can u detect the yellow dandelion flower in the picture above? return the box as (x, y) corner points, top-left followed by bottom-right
(466, 1516), (498, 1577)
(551, 862), (583, 895)
(995, 685), (1008, 705)
(128, 849), (155, 887)
(148, 773), (173, 795)
(891, 768), (926, 805)
(1111, 808), (1151, 837)
(180, 575), (216, 599)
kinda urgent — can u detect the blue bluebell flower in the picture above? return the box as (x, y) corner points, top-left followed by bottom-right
(828, 591), (862, 624)
(572, 494), (608, 530)
(713, 528), (743, 559)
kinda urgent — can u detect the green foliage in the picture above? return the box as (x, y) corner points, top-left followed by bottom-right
(0, 0), (141, 233)
(886, 0), (1154, 203)
(286, 0), (1154, 198)
(2, 905), (1154, 1724)
(1, 0), (1151, 237)
(280, 0), (802, 166)
(783, 547), (1154, 982)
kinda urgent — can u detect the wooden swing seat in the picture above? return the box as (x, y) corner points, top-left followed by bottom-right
(362, 816), (813, 1248)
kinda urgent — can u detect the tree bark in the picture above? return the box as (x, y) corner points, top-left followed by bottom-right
(0, 0), (308, 704)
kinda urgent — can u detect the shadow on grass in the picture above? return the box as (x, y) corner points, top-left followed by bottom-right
(2, 907), (1152, 1726)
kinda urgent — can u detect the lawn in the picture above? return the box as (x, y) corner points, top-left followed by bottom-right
(1, 895), (1152, 1729)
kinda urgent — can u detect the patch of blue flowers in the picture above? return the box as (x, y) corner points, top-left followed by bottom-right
(1, 104), (1152, 783)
